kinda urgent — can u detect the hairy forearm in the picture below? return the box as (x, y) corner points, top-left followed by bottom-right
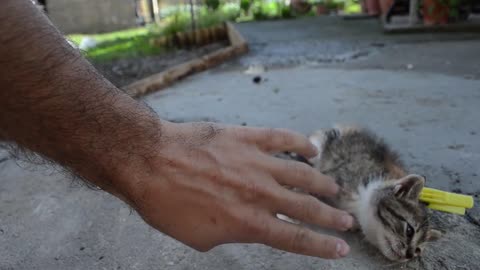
(0, 0), (162, 196)
(0, 3), (356, 257)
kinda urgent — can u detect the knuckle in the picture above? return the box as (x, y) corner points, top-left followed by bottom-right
(235, 126), (252, 140)
(264, 128), (278, 138)
(231, 126), (255, 142)
(293, 163), (315, 185)
(258, 128), (278, 151)
(243, 180), (269, 202)
(244, 180), (259, 199)
(300, 197), (319, 221)
(302, 175), (316, 192)
(331, 210), (347, 228)
(290, 227), (309, 253)
(276, 129), (296, 147)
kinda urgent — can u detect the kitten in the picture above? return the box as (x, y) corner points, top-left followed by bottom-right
(306, 125), (441, 261)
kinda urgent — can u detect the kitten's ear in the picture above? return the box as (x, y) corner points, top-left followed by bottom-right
(393, 174), (425, 200)
(426, 229), (442, 242)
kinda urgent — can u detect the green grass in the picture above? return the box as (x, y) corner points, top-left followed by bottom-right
(68, 28), (150, 45)
(67, 1), (361, 62)
(343, 0), (362, 14)
(66, 5), (239, 63)
(68, 27), (164, 62)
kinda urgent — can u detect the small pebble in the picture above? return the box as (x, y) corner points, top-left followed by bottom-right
(98, 256), (104, 260)
(253, 76), (262, 84)
(448, 144), (465, 150)
(406, 64), (414, 70)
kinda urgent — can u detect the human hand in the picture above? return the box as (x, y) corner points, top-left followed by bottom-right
(119, 121), (353, 258)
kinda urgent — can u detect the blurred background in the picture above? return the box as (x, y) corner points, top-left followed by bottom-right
(28, 0), (479, 63)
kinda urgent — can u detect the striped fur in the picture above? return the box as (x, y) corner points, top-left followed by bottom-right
(308, 126), (441, 261)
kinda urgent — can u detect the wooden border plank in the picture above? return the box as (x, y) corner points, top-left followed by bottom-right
(123, 22), (249, 97)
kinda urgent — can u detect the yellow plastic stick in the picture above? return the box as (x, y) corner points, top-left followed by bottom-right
(419, 187), (474, 215)
(428, 204), (466, 215)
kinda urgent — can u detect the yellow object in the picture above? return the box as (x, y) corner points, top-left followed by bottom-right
(419, 187), (474, 215)
(428, 204), (466, 215)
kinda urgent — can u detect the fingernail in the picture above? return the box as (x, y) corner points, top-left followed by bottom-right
(330, 181), (339, 194)
(309, 142), (319, 155)
(341, 214), (354, 230)
(336, 240), (350, 258)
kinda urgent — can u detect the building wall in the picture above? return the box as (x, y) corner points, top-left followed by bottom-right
(47, 0), (137, 34)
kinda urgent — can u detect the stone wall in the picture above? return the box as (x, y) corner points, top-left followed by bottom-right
(47, 0), (137, 34)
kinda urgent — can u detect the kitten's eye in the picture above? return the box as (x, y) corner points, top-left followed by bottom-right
(406, 223), (415, 238)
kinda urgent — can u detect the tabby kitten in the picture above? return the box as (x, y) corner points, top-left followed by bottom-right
(307, 125), (441, 261)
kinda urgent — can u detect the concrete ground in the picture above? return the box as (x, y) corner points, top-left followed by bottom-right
(1, 16), (480, 269)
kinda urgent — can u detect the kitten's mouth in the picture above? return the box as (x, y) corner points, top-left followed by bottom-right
(384, 238), (404, 261)
(388, 247), (405, 261)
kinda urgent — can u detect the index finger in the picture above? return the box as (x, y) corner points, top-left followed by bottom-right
(234, 127), (318, 158)
(261, 217), (350, 259)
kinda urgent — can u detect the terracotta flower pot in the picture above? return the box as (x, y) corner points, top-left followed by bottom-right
(316, 4), (328, 15)
(291, 0), (312, 15)
(361, 0), (368, 13)
(423, 0), (449, 25)
(365, 0), (380, 15)
(379, 0), (394, 15)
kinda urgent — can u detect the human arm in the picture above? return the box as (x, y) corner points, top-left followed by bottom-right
(0, 0), (353, 258)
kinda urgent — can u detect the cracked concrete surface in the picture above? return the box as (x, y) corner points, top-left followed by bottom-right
(1, 16), (480, 269)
